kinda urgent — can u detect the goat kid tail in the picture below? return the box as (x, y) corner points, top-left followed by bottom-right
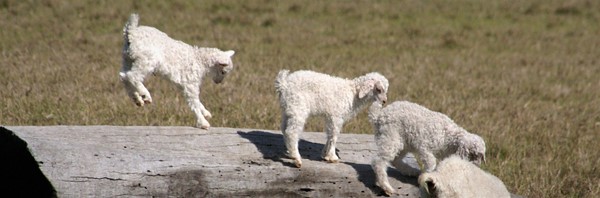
(274, 70), (290, 94)
(123, 13), (140, 43)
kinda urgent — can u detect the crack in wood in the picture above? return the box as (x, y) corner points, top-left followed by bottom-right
(71, 176), (125, 181)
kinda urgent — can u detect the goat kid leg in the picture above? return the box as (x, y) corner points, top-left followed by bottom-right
(283, 115), (305, 168)
(372, 156), (395, 196)
(132, 80), (152, 105)
(372, 132), (402, 196)
(280, 113), (288, 133)
(120, 54), (144, 106)
(120, 59), (155, 106)
(119, 73), (142, 106)
(322, 117), (343, 163)
(181, 84), (210, 129)
(419, 152), (438, 173)
(119, 71), (148, 106)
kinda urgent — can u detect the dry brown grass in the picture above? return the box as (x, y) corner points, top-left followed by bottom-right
(1, 0), (599, 197)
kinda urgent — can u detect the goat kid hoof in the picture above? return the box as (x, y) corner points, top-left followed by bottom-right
(378, 187), (395, 197)
(377, 183), (395, 197)
(141, 95), (152, 104)
(294, 159), (302, 168)
(383, 190), (394, 197)
(323, 155), (340, 163)
(196, 123), (210, 130)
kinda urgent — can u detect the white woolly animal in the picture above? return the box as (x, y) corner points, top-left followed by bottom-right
(275, 70), (389, 168)
(120, 14), (235, 129)
(368, 101), (486, 196)
(419, 156), (511, 198)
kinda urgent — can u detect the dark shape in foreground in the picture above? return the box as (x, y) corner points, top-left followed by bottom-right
(0, 127), (57, 198)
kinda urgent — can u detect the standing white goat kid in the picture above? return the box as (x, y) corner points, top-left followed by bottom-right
(120, 14), (235, 129)
(275, 70), (389, 168)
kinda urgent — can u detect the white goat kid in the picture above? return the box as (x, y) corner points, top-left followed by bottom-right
(419, 156), (510, 198)
(275, 70), (389, 168)
(369, 101), (486, 196)
(120, 14), (235, 129)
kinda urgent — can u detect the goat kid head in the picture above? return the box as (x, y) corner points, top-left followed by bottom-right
(457, 133), (486, 166)
(357, 72), (389, 104)
(210, 50), (235, 84)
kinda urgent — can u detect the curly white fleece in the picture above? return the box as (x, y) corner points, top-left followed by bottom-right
(369, 101), (486, 196)
(120, 14), (235, 129)
(419, 156), (510, 198)
(275, 70), (389, 168)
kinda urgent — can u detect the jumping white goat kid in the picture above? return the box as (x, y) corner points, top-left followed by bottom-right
(368, 101), (486, 196)
(120, 14), (235, 129)
(275, 70), (389, 168)
(419, 156), (510, 198)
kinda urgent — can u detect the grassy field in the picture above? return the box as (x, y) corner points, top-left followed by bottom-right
(1, 0), (599, 197)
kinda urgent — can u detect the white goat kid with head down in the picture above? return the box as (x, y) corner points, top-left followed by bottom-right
(368, 101), (486, 196)
(275, 70), (389, 168)
(120, 14), (235, 129)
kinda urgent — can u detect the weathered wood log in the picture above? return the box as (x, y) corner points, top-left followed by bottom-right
(8, 126), (422, 197)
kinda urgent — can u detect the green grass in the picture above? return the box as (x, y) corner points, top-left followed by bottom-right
(1, 0), (599, 197)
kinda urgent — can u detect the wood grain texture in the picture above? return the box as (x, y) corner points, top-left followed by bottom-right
(9, 126), (421, 197)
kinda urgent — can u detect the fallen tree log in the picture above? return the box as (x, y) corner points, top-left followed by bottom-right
(8, 126), (422, 197)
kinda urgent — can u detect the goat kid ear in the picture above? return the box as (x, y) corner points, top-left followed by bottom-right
(375, 81), (385, 93)
(224, 50), (235, 57)
(357, 79), (375, 98)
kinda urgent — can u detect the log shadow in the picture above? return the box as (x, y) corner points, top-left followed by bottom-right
(0, 127), (57, 198)
(237, 131), (327, 168)
(343, 162), (418, 196)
